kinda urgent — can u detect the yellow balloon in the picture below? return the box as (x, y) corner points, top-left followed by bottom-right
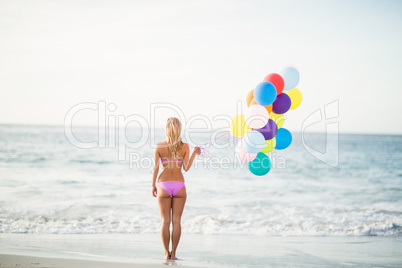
(261, 138), (276, 153)
(286, 88), (302, 110)
(270, 112), (285, 128)
(229, 114), (251, 137)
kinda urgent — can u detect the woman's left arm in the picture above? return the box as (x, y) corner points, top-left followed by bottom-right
(182, 144), (200, 172)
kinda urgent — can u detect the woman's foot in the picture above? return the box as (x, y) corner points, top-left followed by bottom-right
(170, 252), (177, 260)
(164, 252), (170, 260)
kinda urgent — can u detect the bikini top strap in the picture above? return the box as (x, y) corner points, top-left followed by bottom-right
(161, 159), (183, 163)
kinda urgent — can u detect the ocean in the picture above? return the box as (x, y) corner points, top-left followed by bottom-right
(1, 124), (402, 236)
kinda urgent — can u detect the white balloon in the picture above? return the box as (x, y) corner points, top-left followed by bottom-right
(280, 66), (300, 91)
(235, 140), (257, 162)
(243, 130), (266, 154)
(245, 105), (269, 129)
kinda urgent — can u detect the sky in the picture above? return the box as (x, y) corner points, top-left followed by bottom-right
(0, 0), (401, 134)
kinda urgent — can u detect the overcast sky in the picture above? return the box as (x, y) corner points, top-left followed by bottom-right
(1, 0), (401, 134)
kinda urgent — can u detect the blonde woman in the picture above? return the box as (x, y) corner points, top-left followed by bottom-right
(152, 117), (200, 260)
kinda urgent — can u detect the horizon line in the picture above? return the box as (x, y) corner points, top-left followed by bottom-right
(1, 122), (401, 136)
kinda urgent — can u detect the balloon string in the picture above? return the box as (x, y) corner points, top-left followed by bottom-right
(195, 130), (240, 157)
(198, 131), (230, 146)
(195, 131), (239, 174)
(213, 131), (230, 141)
(197, 145), (231, 176)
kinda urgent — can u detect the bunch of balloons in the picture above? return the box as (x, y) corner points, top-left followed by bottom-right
(229, 66), (303, 176)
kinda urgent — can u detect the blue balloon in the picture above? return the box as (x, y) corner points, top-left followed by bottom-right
(248, 152), (271, 176)
(275, 128), (292, 150)
(243, 130), (265, 154)
(280, 66), (300, 91)
(254, 82), (277, 106)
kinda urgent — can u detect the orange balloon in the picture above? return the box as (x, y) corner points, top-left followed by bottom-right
(250, 99), (258, 106)
(246, 89), (254, 107)
(266, 104), (272, 113)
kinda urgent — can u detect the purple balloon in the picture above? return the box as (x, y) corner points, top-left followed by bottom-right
(255, 119), (278, 140)
(272, 93), (291, 114)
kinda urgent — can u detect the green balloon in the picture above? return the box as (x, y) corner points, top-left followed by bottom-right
(248, 152), (271, 176)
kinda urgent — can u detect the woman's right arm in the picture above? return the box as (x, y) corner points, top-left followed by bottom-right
(152, 145), (160, 197)
(182, 144), (200, 172)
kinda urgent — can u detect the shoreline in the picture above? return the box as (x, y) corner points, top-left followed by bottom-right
(1, 234), (401, 267)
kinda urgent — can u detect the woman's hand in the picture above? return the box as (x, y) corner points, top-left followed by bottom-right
(152, 185), (157, 197)
(194, 147), (201, 155)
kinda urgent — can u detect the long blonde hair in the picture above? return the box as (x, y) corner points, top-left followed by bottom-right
(165, 117), (182, 159)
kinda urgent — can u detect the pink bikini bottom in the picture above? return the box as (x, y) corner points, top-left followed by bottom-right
(158, 181), (185, 197)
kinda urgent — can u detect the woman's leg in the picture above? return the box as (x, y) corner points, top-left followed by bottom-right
(171, 186), (187, 260)
(157, 186), (172, 259)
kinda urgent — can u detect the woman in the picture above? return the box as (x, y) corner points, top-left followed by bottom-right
(152, 117), (200, 260)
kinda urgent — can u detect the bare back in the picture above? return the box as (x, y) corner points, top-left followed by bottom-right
(155, 141), (190, 182)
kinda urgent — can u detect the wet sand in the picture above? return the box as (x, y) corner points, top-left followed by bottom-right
(1, 233), (401, 267)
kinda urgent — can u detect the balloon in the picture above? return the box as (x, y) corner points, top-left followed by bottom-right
(285, 88), (302, 110)
(246, 89), (254, 107)
(272, 93), (291, 114)
(251, 100), (272, 114)
(248, 152), (271, 176)
(254, 119), (278, 140)
(235, 142), (257, 162)
(245, 105), (269, 129)
(229, 114), (251, 137)
(270, 112), (285, 128)
(263, 73), (284, 95)
(275, 128), (292, 150)
(280, 66), (300, 91)
(253, 82), (277, 106)
(266, 104), (273, 113)
(261, 138), (276, 153)
(243, 130), (266, 154)
(250, 99), (258, 105)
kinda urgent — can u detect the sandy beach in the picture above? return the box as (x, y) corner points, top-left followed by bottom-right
(1, 233), (401, 267)
(0, 254), (171, 268)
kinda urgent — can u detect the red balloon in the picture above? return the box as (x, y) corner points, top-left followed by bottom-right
(263, 73), (284, 95)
